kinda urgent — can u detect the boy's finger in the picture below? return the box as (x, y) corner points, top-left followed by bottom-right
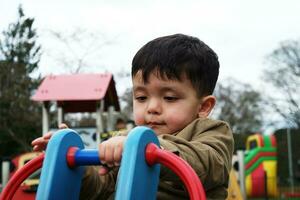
(33, 145), (42, 151)
(33, 145), (38, 151)
(98, 166), (109, 175)
(113, 145), (122, 166)
(33, 144), (45, 152)
(59, 123), (68, 129)
(43, 132), (53, 139)
(31, 137), (44, 146)
(99, 143), (106, 164)
(104, 143), (114, 165)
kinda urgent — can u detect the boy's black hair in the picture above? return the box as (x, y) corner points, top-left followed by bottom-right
(132, 34), (219, 96)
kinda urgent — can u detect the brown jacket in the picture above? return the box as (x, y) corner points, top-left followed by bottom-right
(80, 118), (234, 200)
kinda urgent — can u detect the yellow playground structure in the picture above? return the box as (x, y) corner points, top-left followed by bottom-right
(244, 134), (278, 198)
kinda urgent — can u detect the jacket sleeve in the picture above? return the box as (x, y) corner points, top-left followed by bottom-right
(158, 118), (234, 191)
(79, 166), (118, 200)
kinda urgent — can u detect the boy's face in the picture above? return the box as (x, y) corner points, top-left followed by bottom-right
(132, 70), (203, 135)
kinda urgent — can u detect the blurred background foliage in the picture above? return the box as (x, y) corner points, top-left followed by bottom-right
(0, 6), (41, 156)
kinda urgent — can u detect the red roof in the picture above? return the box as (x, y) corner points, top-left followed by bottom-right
(32, 73), (120, 112)
(32, 73), (113, 101)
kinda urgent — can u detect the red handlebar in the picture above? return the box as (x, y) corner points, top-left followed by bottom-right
(1, 144), (206, 200)
(146, 143), (206, 200)
(0, 154), (45, 200)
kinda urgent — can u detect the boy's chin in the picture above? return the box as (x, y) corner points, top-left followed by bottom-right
(151, 128), (174, 136)
(149, 127), (164, 135)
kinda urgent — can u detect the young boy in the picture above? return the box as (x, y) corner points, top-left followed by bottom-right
(32, 34), (234, 199)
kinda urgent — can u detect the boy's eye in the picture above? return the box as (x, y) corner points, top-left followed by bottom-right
(164, 96), (178, 102)
(135, 96), (147, 102)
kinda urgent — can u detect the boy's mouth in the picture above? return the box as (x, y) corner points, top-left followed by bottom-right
(147, 122), (165, 128)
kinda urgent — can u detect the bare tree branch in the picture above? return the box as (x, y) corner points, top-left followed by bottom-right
(264, 39), (300, 127)
(45, 28), (117, 74)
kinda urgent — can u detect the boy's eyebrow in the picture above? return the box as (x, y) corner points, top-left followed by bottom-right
(133, 85), (179, 93)
(160, 86), (178, 92)
(133, 86), (146, 92)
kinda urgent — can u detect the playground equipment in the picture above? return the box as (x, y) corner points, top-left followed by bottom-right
(244, 134), (278, 197)
(0, 127), (206, 200)
(226, 170), (243, 200)
(32, 73), (121, 148)
(7, 152), (42, 199)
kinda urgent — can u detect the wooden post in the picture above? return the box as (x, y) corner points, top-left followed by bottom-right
(96, 100), (104, 144)
(42, 102), (50, 135)
(107, 105), (115, 131)
(237, 150), (247, 200)
(1, 160), (10, 188)
(57, 106), (64, 126)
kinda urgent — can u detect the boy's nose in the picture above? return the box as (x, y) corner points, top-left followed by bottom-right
(147, 99), (161, 114)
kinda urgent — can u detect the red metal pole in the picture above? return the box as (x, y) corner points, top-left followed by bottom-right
(145, 143), (206, 200)
(0, 154), (45, 200)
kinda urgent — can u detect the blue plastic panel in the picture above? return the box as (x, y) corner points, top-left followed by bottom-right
(36, 129), (84, 200)
(115, 126), (160, 200)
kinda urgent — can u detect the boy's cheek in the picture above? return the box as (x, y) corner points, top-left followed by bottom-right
(134, 117), (144, 126)
(166, 116), (190, 132)
(133, 112), (144, 126)
(133, 106), (145, 126)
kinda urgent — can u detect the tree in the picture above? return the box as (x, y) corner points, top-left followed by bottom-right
(45, 28), (116, 74)
(0, 5), (41, 156)
(212, 78), (264, 134)
(119, 87), (133, 121)
(264, 40), (300, 128)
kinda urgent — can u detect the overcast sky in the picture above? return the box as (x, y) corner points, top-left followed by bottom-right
(1, 0), (300, 95)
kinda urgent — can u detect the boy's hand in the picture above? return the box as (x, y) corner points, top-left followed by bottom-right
(31, 123), (68, 151)
(98, 136), (126, 175)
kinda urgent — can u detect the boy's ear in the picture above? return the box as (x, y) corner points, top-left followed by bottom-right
(198, 95), (216, 118)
